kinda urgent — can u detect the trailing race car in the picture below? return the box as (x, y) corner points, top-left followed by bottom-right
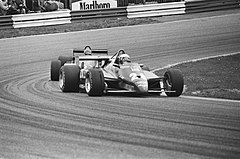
(50, 46), (184, 97)
(50, 45), (109, 81)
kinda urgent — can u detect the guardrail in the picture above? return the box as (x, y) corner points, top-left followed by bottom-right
(0, 0), (239, 29)
(185, 0), (240, 13)
(12, 9), (71, 28)
(0, 15), (13, 29)
(122, 0), (183, 6)
(127, 1), (185, 18)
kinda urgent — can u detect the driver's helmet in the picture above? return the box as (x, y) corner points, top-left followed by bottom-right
(118, 49), (126, 55)
(119, 54), (130, 64)
(84, 46), (92, 55)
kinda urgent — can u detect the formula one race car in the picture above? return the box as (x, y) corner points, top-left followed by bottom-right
(50, 46), (184, 97)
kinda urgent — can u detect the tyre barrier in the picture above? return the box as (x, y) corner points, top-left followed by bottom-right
(0, 0), (239, 29)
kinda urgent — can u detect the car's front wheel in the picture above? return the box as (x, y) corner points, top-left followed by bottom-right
(85, 69), (105, 96)
(164, 69), (184, 97)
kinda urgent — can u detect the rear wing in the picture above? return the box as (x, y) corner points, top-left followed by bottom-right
(73, 49), (108, 56)
(78, 56), (111, 61)
(74, 54), (111, 68)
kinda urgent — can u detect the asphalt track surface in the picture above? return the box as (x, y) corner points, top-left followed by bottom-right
(0, 12), (240, 159)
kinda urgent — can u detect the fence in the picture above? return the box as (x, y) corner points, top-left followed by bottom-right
(0, 0), (239, 29)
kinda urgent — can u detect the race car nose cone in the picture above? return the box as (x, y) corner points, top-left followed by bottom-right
(135, 80), (148, 93)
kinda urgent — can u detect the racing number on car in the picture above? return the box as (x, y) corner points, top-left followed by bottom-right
(129, 73), (147, 81)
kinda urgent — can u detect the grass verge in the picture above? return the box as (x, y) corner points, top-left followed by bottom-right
(0, 17), (158, 39)
(155, 53), (240, 100)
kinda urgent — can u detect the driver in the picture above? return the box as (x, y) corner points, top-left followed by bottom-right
(119, 54), (131, 64)
(82, 46), (96, 69)
(115, 49), (127, 64)
(84, 46), (92, 55)
(113, 54), (131, 78)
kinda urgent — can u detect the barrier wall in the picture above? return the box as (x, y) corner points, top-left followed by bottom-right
(0, 0), (239, 29)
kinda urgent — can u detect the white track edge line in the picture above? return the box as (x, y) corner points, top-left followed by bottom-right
(152, 52), (240, 72)
(181, 95), (240, 103)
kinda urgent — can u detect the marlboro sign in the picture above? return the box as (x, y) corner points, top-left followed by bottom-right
(72, 0), (117, 10)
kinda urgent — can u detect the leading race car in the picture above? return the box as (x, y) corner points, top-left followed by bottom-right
(50, 46), (184, 97)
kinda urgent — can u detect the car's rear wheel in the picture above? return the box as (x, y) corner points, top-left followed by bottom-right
(59, 65), (80, 92)
(58, 56), (73, 66)
(164, 69), (184, 97)
(85, 69), (105, 96)
(50, 60), (61, 81)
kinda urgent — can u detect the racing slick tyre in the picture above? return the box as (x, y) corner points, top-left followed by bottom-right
(85, 69), (105, 96)
(164, 69), (184, 97)
(50, 60), (61, 81)
(58, 56), (73, 66)
(59, 65), (80, 92)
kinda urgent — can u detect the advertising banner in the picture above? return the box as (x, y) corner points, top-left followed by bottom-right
(72, 0), (117, 10)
